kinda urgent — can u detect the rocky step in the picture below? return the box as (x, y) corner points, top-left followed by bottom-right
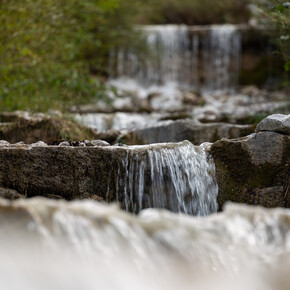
(0, 140), (219, 215)
(211, 133), (289, 208)
(0, 114), (288, 212)
(120, 120), (254, 145)
(0, 112), (99, 144)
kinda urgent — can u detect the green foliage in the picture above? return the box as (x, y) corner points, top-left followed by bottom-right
(255, 0), (290, 76)
(285, 61), (290, 72)
(0, 0), (142, 112)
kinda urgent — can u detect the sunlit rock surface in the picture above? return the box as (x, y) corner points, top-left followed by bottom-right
(256, 114), (290, 135)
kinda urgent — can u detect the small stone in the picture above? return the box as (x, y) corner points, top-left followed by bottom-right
(256, 114), (290, 135)
(47, 109), (62, 117)
(96, 130), (121, 144)
(90, 140), (110, 147)
(31, 141), (48, 147)
(0, 140), (10, 146)
(183, 92), (202, 106)
(240, 85), (262, 97)
(79, 142), (86, 147)
(59, 141), (70, 147)
(0, 187), (24, 200)
(200, 142), (213, 152)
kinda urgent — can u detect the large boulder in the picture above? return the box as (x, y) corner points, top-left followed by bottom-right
(121, 120), (254, 145)
(211, 131), (290, 209)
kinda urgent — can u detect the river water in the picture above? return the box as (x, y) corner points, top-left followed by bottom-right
(0, 198), (289, 290)
(1, 23), (289, 290)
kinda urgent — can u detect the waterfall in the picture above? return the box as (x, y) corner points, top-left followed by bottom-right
(113, 141), (218, 216)
(109, 24), (241, 93)
(202, 25), (241, 92)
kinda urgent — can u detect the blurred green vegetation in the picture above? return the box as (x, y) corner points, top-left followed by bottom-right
(255, 0), (290, 77)
(136, 0), (251, 25)
(0, 0), (144, 112)
(0, 0), (287, 113)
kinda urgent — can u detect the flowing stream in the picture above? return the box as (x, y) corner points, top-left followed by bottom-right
(0, 198), (289, 290)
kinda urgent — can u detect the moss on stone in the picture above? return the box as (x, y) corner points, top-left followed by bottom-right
(0, 115), (98, 144)
(211, 134), (290, 209)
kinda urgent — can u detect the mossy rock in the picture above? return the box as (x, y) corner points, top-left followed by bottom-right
(211, 132), (290, 209)
(0, 113), (98, 144)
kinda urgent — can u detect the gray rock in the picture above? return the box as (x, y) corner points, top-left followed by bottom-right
(31, 141), (48, 147)
(0, 187), (24, 200)
(256, 114), (290, 135)
(96, 129), (121, 144)
(244, 132), (285, 165)
(0, 142), (190, 207)
(122, 120), (254, 145)
(242, 186), (285, 208)
(0, 140), (10, 146)
(211, 131), (290, 209)
(90, 140), (110, 147)
(59, 141), (70, 147)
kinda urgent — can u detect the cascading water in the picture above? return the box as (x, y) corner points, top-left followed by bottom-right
(113, 141), (218, 216)
(109, 24), (241, 93)
(0, 199), (289, 290)
(77, 25), (242, 130)
(203, 25), (241, 92)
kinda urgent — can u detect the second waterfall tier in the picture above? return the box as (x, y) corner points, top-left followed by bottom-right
(109, 24), (241, 93)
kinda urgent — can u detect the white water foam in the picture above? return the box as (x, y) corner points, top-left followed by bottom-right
(75, 112), (164, 132)
(0, 198), (289, 290)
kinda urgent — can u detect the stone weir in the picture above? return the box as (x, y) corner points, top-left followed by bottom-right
(0, 140), (218, 216)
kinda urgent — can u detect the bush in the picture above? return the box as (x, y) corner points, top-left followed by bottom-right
(0, 0), (142, 112)
(254, 0), (290, 74)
